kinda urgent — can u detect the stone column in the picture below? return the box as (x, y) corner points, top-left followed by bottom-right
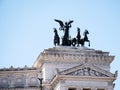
(24, 74), (28, 87)
(8, 74), (14, 88)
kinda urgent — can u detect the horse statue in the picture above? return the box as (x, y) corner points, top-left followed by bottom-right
(71, 28), (90, 47)
(79, 29), (90, 47)
(53, 28), (60, 46)
(76, 27), (81, 47)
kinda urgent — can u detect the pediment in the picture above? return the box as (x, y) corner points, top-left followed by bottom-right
(59, 63), (115, 77)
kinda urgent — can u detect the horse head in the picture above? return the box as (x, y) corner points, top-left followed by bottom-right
(84, 29), (89, 35)
(53, 28), (60, 46)
(83, 29), (90, 46)
(77, 27), (80, 32)
(53, 28), (57, 33)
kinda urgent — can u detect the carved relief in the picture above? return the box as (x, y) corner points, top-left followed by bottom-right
(60, 64), (114, 77)
(0, 78), (9, 88)
(65, 67), (108, 77)
(27, 73), (39, 87)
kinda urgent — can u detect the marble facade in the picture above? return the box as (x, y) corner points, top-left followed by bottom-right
(0, 46), (117, 90)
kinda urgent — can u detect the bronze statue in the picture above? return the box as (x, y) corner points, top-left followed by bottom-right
(79, 29), (90, 47)
(71, 28), (90, 47)
(76, 27), (81, 47)
(53, 19), (90, 47)
(53, 28), (60, 46)
(54, 19), (73, 46)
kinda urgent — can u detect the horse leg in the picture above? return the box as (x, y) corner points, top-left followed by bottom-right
(77, 39), (80, 47)
(80, 41), (84, 47)
(88, 40), (90, 46)
(72, 40), (75, 46)
(80, 39), (84, 47)
(82, 43), (84, 47)
(87, 40), (90, 47)
(54, 42), (56, 46)
(77, 42), (79, 47)
(57, 38), (60, 45)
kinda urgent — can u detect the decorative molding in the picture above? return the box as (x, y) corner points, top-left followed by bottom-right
(0, 66), (37, 71)
(33, 47), (114, 68)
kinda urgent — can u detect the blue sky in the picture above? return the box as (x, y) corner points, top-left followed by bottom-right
(0, 0), (120, 89)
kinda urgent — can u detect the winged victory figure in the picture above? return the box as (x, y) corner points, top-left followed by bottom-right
(54, 19), (74, 46)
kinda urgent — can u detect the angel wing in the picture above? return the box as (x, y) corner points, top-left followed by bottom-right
(67, 20), (74, 25)
(54, 19), (64, 27)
